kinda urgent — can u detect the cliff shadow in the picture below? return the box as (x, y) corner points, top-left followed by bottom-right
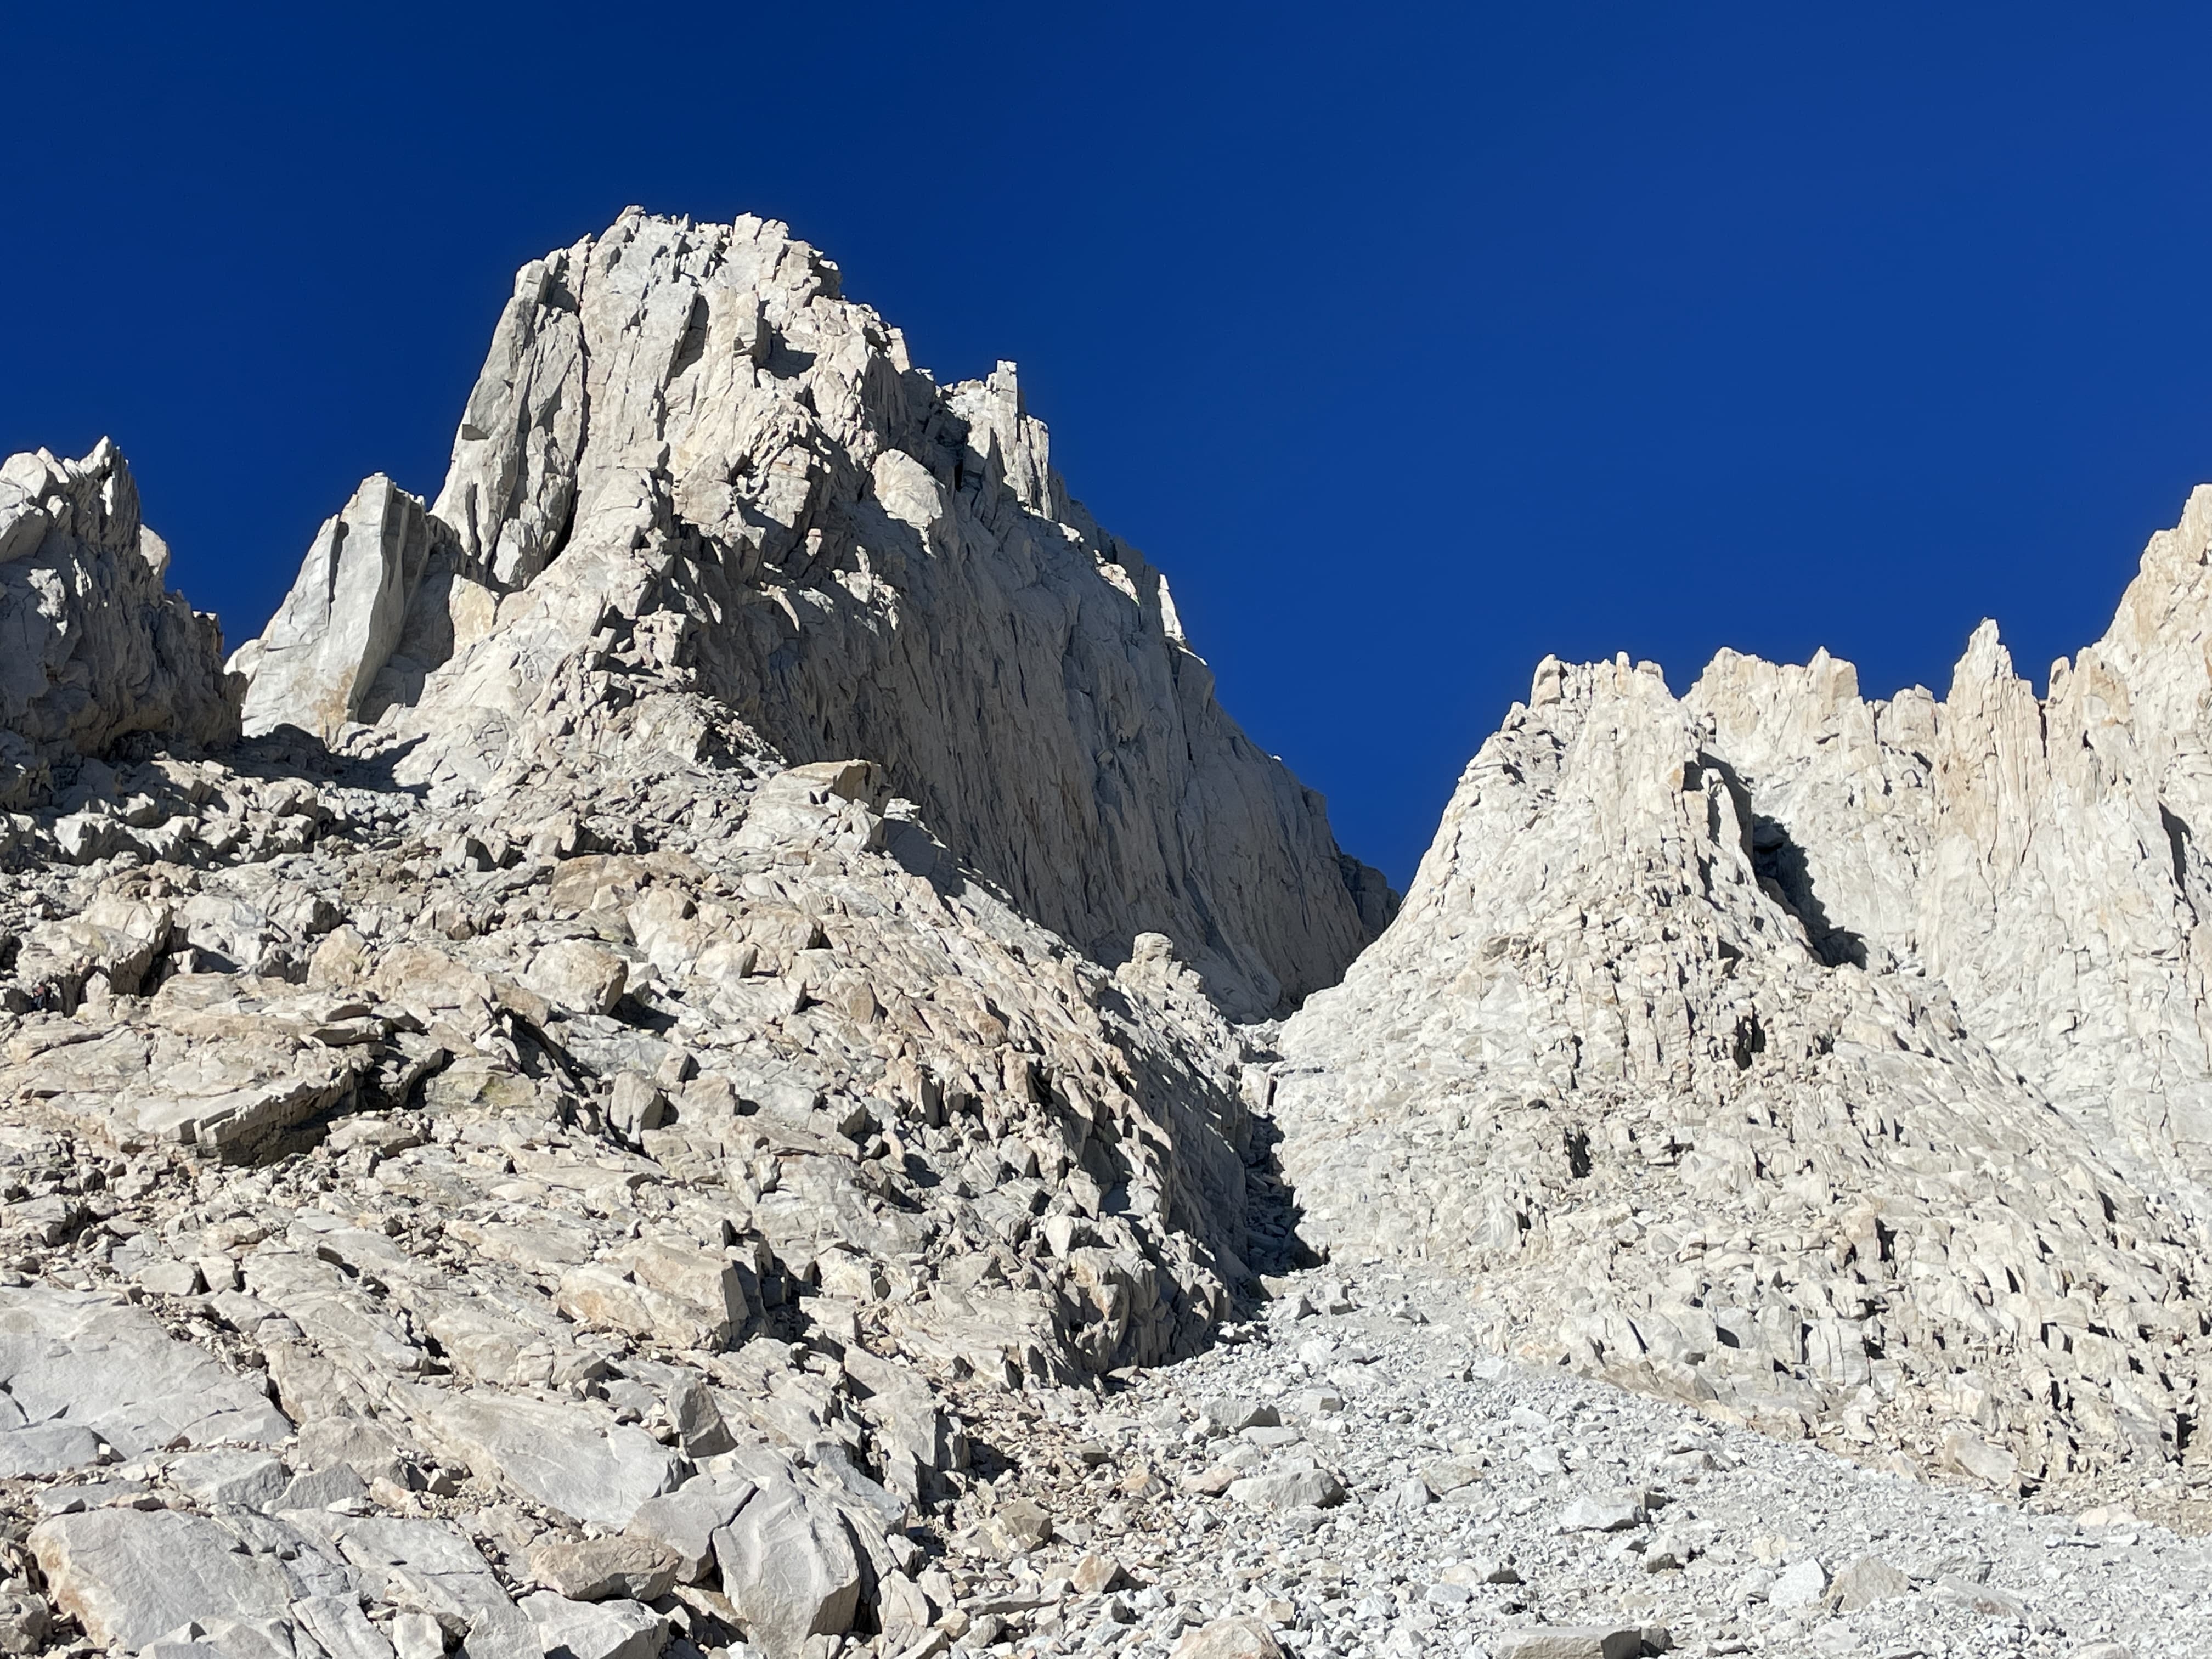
(1697, 752), (1869, 969)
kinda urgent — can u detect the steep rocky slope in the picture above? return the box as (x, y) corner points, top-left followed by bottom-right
(0, 704), (1283, 1659)
(0, 210), (1383, 1659)
(1275, 494), (2212, 1503)
(230, 210), (1390, 1021)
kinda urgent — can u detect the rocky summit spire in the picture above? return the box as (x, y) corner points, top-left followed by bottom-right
(1275, 491), (2212, 1492)
(227, 211), (1392, 1019)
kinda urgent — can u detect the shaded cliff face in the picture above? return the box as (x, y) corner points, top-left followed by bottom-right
(231, 210), (1390, 1018)
(1274, 494), (2212, 1491)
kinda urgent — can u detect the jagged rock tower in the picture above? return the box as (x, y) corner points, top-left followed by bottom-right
(1276, 493), (2212, 1489)
(230, 210), (1392, 1020)
(0, 440), (239, 808)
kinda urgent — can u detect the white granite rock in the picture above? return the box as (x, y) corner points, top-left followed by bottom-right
(425, 1391), (682, 1529)
(710, 1477), (862, 1659)
(229, 211), (1388, 1017)
(1277, 495), (2212, 1488)
(15, 201), (2212, 1659)
(0, 441), (237, 795)
(0, 1285), (290, 1464)
(29, 1510), (295, 1650)
(233, 475), (439, 741)
(521, 1593), (668, 1659)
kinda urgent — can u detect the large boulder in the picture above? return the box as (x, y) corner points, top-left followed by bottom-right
(425, 1391), (683, 1528)
(0, 1284), (290, 1467)
(709, 1478), (862, 1659)
(29, 1510), (295, 1651)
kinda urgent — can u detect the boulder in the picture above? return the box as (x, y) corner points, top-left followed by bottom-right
(526, 939), (629, 1017)
(1558, 1495), (1645, 1534)
(1169, 1618), (1285, 1659)
(321, 1515), (515, 1624)
(28, 1510), (294, 1650)
(166, 1449), (289, 1509)
(1491, 1628), (1643, 1659)
(426, 1392), (681, 1529)
(709, 1479), (861, 1659)
(291, 1594), (398, 1659)
(624, 1476), (757, 1583)
(1226, 1463), (1345, 1512)
(0, 1286), (290, 1468)
(1830, 1555), (1912, 1612)
(526, 1536), (680, 1603)
(520, 1594), (668, 1659)
(1769, 1558), (1830, 1611)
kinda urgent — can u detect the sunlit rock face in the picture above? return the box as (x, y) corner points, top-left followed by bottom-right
(1278, 491), (2212, 1486)
(0, 439), (239, 804)
(230, 210), (1390, 1020)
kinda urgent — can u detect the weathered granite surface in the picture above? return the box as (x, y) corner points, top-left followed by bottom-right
(229, 211), (1390, 1019)
(0, 440), (238, 804)
(1277, 489), (2212, 1492)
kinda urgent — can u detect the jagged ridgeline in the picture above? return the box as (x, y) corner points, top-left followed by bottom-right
(0, 211), (1385, 1658)
(1276, 492), (2212, 1493)
(227, 209), (1392, 1022)
(12, 196), (2212, 1659)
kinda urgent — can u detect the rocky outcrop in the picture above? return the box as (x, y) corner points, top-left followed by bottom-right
(0, 691), (1281, 1654)
(231, 475), (441, 742)
(1680, 488), (2212, 1189)
(1275, 490), (2212, 1492)
(0, 441), (238, 803)
(230, 211), (1387, 1019)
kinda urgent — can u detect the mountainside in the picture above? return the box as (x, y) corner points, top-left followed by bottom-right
(229, 210), (1390, 1021)
(1275, 492), (2212, 1497)
(0, 211), (1387, 1659)
(1683, 489), (2212, 1190)
(5, 204), (2212, 1659)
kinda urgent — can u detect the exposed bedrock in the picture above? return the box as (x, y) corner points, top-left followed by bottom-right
(1277, 488), (2212, 1491)
(228, 211), (1391, 1019)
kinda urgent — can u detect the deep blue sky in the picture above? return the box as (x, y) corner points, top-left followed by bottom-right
(13, 4), (2212, 885)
